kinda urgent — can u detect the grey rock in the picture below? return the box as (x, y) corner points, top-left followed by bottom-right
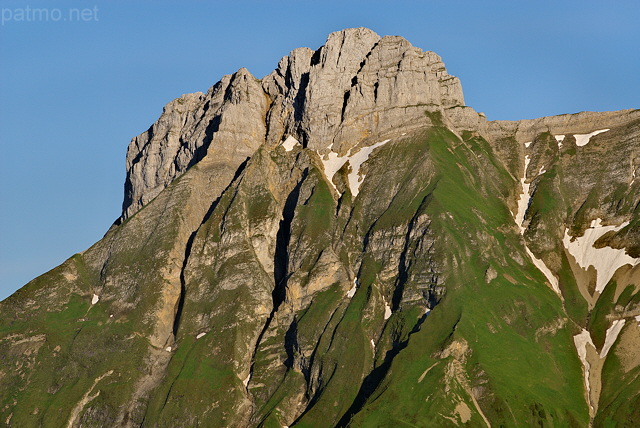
(263, 28), (466, 154)
(123, 28), (469, 217)
(122, 68), (268, 219)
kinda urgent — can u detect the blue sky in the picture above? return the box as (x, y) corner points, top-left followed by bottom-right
(1, 0), (639, 299)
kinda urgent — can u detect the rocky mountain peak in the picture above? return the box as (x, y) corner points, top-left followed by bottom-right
(263, 27), (465, 153)
(121, 28), (467, 219)
(3, 28), (640, 428)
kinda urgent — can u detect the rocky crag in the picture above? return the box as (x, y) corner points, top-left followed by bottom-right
(1, 28), (639, 427)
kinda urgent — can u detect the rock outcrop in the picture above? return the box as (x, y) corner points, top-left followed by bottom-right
(122, 28), (468, 219)
(122, 68), (268, 219)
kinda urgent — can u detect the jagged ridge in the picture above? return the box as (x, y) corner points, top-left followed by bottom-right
(122, 28), (465, 220)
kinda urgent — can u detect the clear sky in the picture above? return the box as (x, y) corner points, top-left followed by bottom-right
(1, 0), (638, 300)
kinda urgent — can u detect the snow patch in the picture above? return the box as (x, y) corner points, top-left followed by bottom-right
(281, 135), (300, 152)
(574, 129), (609, 147)
(525, 248), (560, 294)
(370, 339), (375, 349)
(348, 139), (391, 197)
(538, 165), (546, 175)
(91, 294), (99, 305)
(384, 301), (392, 320)
(318, 139), (391, 197)
(574, 329), (595, 407)
(165, 346), (172, 352)
(513, 154), (560, 295)
(600, 319), (626, 359)
(320, 151), (347, 194)
(196, 332), (206, 339)
(635, 315), (640, 326)
(346, 279), (357, 298)
(563, 218), (638, 293)
(554, 135), (565, 147)
(524, 141), (531, 148)
(514, 155), (532, 234)
(243, 374), (251, 387)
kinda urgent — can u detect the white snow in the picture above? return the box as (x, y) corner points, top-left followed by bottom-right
(554, 135), (565, 146)
(281, 135), (300, 152)
(320, 151), (348, 194)
(563, 218), (638, 293)
(196, 332), (206, 339)
(243, 374), (251, 387)
(514, 155), (532, 234)
(319, 139), (391, 197)
(524, 141), (531, 148)
(109, 314), (113, 318)
(538, 165), (546, 175)
(525, 248), (560, 294)
(384, 301), (392, 320)
(370, 339), (375, 348)
(574, 329), (595, 407)
(600, 319), (626, 359)
(91, 294), (99, 305)
(346, 279), (357, 298)
(348, 139), (391, 197)
(574, 129), (610, 147)
(635, 315), (640, 326)
(165, 346), (172, 352)
(513, 154), (560, 295)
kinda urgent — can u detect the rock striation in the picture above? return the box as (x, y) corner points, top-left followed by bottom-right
(122, 27), (640, 223)
(122, 28), (467, 219)
(122, 68), (268, 219)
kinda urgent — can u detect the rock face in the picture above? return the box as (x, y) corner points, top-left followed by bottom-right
(123, 28), (466, 219)
(262, 28), (464, 154)
(2, 28), (640, 428)
(122, 68), (268, 219)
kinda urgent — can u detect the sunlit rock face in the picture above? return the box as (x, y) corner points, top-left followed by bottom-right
(123, 28), (468, 220)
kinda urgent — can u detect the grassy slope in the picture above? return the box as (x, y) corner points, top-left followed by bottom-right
(0, 165), (222, 427)
(347, 127), (588, 426)
(1, 118), (637, 427)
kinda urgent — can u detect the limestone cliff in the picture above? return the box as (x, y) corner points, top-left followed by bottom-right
(123, 28), (467, 219)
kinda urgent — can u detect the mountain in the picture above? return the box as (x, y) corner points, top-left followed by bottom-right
(1, 28), (639, 427)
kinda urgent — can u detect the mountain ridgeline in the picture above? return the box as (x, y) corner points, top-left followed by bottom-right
(2, 28), (640, 427)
